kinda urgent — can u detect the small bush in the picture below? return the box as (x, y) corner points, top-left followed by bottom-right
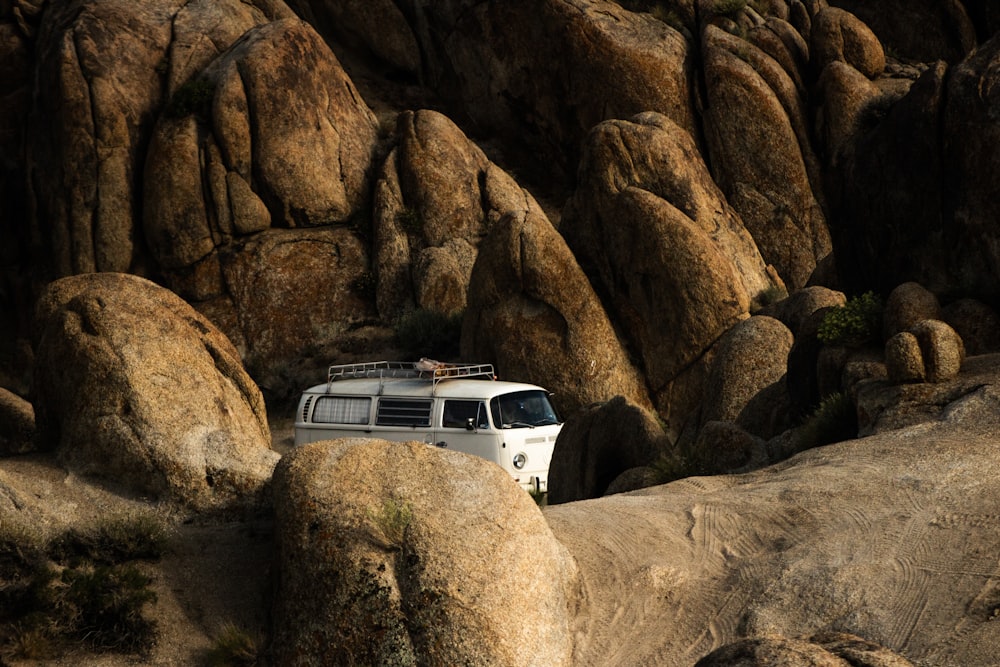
(712, 0), (747, 16)
(368, 498), (413, 548)
(0, 513), (166, 659)
(393, 308), (463, 359)
(166, 77), (215, 119)
(795, 392), (858, 451)
(750, 285), (787, 313)
(817, 291), (883, 347)
(202, 622), (263, 667)
(397, 207), (424, 235)
(60, 564), (157, 651)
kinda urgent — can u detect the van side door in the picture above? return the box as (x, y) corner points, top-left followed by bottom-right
(434, 399), (499, 465)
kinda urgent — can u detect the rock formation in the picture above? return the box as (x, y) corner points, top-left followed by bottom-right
(272, 438), (579, 666)
(32, 273), (277, 510)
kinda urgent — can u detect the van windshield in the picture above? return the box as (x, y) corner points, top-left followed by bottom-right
(491, 390), (560, 429)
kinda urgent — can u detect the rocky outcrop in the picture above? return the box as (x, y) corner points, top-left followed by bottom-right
(0, 387), (33, 455)
(701, 316), (794, 426)
(695, 631), (914, 666)
(296, 0), (695, 181)
(373, 109), (520, 319)
(32, 273), (277, 510)
(562, 112), (778, 430)
(144, 17), (379, 289)
(272, 438), (579, 666)
(701, 22), (830, 289)
(545, 367), (1000, 665)
(462, 202), (652, 417)
(548, 396), (669, 505)
(828, 0), (976, 63)
(831, 33), (1000, 303)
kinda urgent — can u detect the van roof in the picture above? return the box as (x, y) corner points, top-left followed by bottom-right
(301, 377), (548, 400)
(302, 360), (550, 399)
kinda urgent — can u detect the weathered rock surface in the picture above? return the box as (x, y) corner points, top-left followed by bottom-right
(701, 316), (794, 426)
(0, 387), (33, 455)
(882, 282), (941, 339)
(32, 273), (277, 510)
(562, 112), (777, 430)
(272, 438), (579, 666)
(545, 363), (1000, 665)
(217, 227), (378, 378)
(695, 631), (914, 666)
(760, 286), (845, 338)
(701, 23), (830, 289)
(548, 396), (669, 505)
(413, 0), (696, 180)
(144, 16), (379, 291)
(462, 202), (651, 418)
(373, 109), (522, 319)
(828, 0), (976, 64)
(810, 7), (885, 79)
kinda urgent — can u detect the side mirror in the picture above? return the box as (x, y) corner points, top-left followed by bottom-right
(465, 417), (476, 431)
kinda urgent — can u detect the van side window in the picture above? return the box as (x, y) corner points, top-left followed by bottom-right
(312, 396), (371, 424)
(443, 400), (489, 429)
(376, 398), (433, 427)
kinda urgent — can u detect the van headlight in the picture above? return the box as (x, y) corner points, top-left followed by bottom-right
(512, 452), (527, 469)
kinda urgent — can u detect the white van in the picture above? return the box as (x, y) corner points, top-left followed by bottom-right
(294, 361), (561, 493)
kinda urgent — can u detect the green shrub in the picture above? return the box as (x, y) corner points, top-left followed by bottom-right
(393, 308), (463, 359)
(750, 285), (787, 313)
(166, 77), (215, 119)
(368, 498), (413, 548)
(712, 0), (747, 16)
(817, 291), (883, 347)
(795, 392), (858, 451)
(202, 622), (263, 667)
(0, 513), (166, 658)
(60, 564), (157, 651)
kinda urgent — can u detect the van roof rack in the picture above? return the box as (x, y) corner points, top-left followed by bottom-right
(327, 360), (496, 388)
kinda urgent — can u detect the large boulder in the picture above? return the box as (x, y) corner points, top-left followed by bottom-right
(27, 0), (181, 277)
(271, 438), (579, 666)
(562, 112), (778, 431)
(32, 273), (278, 510)
(882, 282), (941, 339)
(462, 203), (651, 418)
(217, 227), (378, 379)
(700, 316), (794, 426)
(0, 387), (34, 455)
(548, 396), (669, 505)
(701, 23), (830, 289)
(810, 7), (885, 79)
